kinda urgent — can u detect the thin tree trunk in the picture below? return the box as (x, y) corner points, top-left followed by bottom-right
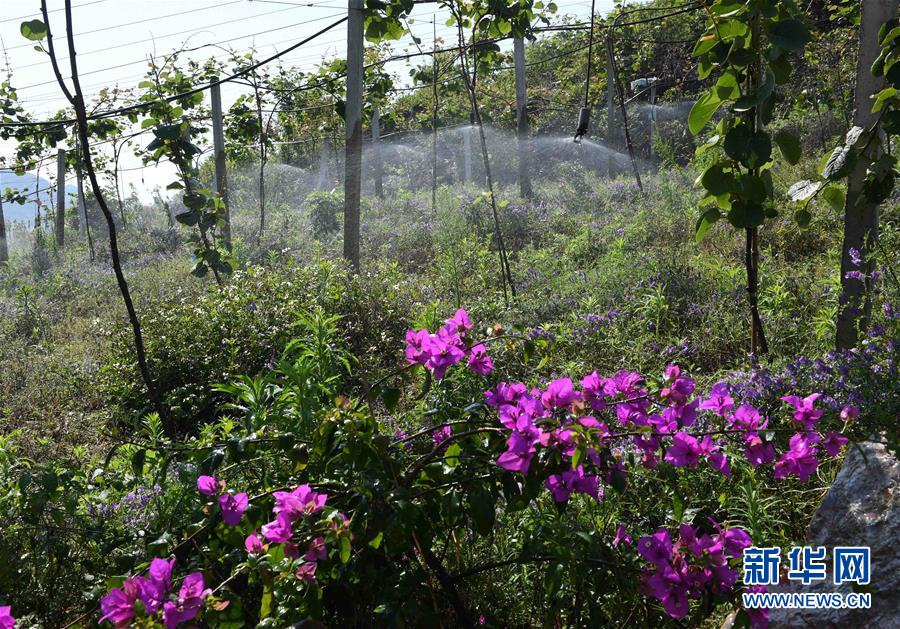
(836, 0), (898, 349)
(253, 83), (267, 245)
(0, 192), (8, 263)
(43, 0), (168, 430)
(114, 141), (127, 228)
(343, 0), (364, 272)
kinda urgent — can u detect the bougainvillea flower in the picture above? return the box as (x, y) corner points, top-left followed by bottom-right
(162, 573), (210, 629)
(496, 432), (536, 474)
(664, 432), (702, 468)
(840, 404), (859, 423)
(541, 378), (580, 410)
(580, 371), (609, 411)
(773, 433), (820, 481)
(744, 585), (770, 628)
(445, 308), (473, 335)
(467, 343), (494, 375)
(0, 607), (13, 629)
(498, 396), (543, 431)
(661, 399), (698, 428)
(722, 527), (752, 559)
(637, 529), (673, 567)
(484, 381), (528, 408)
(273, 484), (327, 519)
(305, 536), (327, 562)
(296, 561), (317, 583)
(699, 435), (730, 477)
(780, 394), (824, 429)
(100, 577), (142, 627)
(426, 330), (466, 379)
(432, 425), (452, 448)
(729, 404), (763, 430)
(545, 466), (600, 503)
(219, 492), (249, 526)
(148, 557), (175, 591)
(245, 531), (264, 553)
(660, 365), (695, 404)
(822, 431), (849, 457)
(604, 370), (645, 398)
(617, 397), (651, 426)
(645, 563), (690, 618)
(743, 434), (776, 468)
(261, 511), (294, 543)
(404, 329), (433, 366)
(135, 557), (175, 613)
(699, 382), (734, 417)
(196, 475), (221, 497)
(612, 524), (633, 548)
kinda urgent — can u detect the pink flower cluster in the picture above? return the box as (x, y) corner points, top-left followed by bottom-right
(486, 365), (853, 493)
(637, 523), (752, 620)
(254, 484), (332, 583)
(0, 606), (14, 629)
(99, 558), (210, 628)
(405, 309), (493, 379)
(197, 474), (248, 526)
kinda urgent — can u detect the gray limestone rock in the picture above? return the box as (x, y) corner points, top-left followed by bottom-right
(768, 439), (898, 628)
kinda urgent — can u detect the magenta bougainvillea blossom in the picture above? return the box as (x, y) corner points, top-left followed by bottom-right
(486, 364), (848, 495)
(255, 483), (335, 584)
(780, 394), (824, 430)
(612, 524), (632, 548)
(638, 522), (751, 620)
(196, 474), (222, 497)
(261, 511), (293, 543)
(432, 424), (452, 449)
(218, 492), (248, 526)
(99, 558), (209, 628)
(404, 309), (494, 379)
(0, 607), (13, 629)
(162, 573), (211, 629)
(245, 531), (265, 553)
(773, 433), (820, 481)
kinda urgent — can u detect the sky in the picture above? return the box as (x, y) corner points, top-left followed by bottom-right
(0, 0), (608, 200)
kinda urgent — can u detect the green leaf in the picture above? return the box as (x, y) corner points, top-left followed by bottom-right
(688, 90), (723, 135)
(381, 387), (400, 412)
(20, 20), (47, 41)
(700, 163), (736, 196)
(468, 490), (495, 535)
(723, 124), (751, 161)
(695, 208), (722, 243)
(733, 70), (775, 111)
(746, 131), (772, 168)
(444, 443), (461, 468)
(727, 201), (765, 228)
(339, 535), (351, 563)
(821, 186), (845, 211)
(768, 18), (811, 51)
(672, 494), (684, 522)
(131, 449), (146, 479)
(774, 130), (802, 164)
(787, 179), (823, 202)
(822, 145), (856, 180)
(793, 208), (812, 228)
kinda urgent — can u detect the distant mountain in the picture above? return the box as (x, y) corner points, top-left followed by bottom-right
(1, 170), (79, 228)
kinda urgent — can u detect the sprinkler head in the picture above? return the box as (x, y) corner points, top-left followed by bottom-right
(574, 107), (591, 143)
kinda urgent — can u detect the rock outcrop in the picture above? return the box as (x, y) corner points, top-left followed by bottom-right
(769, 438), (898, 628)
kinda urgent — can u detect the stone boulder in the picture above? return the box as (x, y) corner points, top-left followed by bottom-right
(769, 438), (899, 628)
